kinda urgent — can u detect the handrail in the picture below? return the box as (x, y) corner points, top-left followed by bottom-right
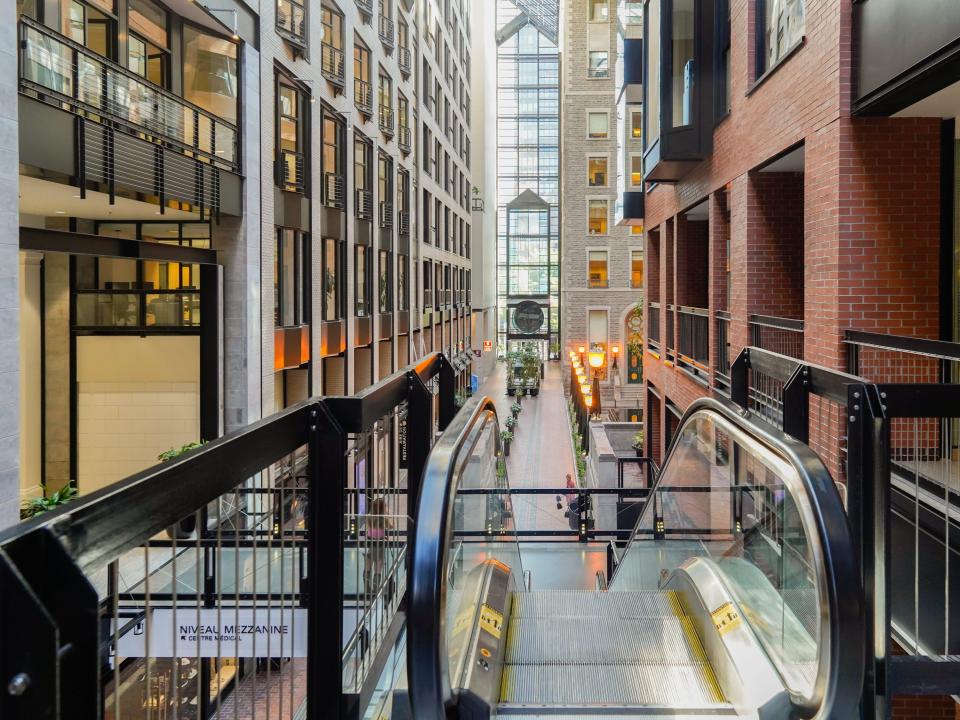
(844, 329), (960, 361)
(407, 395), (506, 720)
(749, 313), (805, 331)
(610, 396), (863, 719)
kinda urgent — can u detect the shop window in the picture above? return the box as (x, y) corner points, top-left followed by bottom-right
(588, 51), (609, 78)
(322, 237), (342, 321)
(278, 0), (306, 46)
(588, 250), (608, 288)
(355, 245), (371, 317)
(588, 156), (608, 187)
(588, 199), (608, 235)
(757, 0), (804, 76)
(589, 0), (608, 21)
(631, 250), (644, 288)
(183, 26), (239, 125)
(275, 228), (305, 328)
(587, 111), (608, 139)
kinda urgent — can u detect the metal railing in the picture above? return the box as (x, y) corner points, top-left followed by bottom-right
(320, 43), (346, 86)
(665, 304), (675, 358)
(0, 352), (458, 720)
(749, 314), (804, 360)
(355, 188), (373, 219)
(398, 46), (412, 74)
(647, 301), (660, 350)
(279, 149), (305, 193)
(471, 197), (484, 212)
(715, 310), (731, 392)
(323, 172), (344, 209)
(379, 105), (395, 135)
(379, 201), (393, 228)
(676, 305), (709, 373)
(355, 0), (373, 14)
(398, 210), (410, 235)
(354, 78), (373, 115)
(379, 15), (395, 47)
(19, 17), (238, 171)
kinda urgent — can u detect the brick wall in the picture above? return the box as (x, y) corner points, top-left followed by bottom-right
(676, 216), (709, 309)
(747, 171), (804, 320)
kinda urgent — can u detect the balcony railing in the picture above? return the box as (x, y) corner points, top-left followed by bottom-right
(279, 149), (305, 193)
(471, 197), (484, 212)
(19, 17), (238, 172)
(398, 46), (412, 74)
(398, 210), (410, 235)
(715, 310), (731, 392)
(321, 43), (346, 86)
(355, 0), (373, 14)
(398, 125), (411, 153)
(749, 314), (804, 360)
(665, 304), (675, 358)
(356, 188), (373, 219)
(323, 172), (344, 209)
(379, 105), (395, 135)
(648, 301), (660, 349)
(379, 15), (395, 48)
(677, 305), (709, 375)
(379, 200), (393, 228)
(354, 78), (373, 115)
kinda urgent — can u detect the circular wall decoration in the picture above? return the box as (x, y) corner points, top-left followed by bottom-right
(513, 301), (545, 334)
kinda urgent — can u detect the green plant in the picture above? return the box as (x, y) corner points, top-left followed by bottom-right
(472, 185), (481, 196)
(499, 430), (514, 445)
(158, 441), (206, 463)
(496, 456), (507, 479)
(454, 391), (467, 408)
(631, 431), (644, 451)
(510, 402), (522, 415)
(505, 415), (517, 430)
(21, 485), (78, 519)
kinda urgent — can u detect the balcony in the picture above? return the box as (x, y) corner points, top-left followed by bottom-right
(354, 78), (373, 116)
(749, 314), (804, 360)
(648, 301), (661, 350)
(398, 210), (410, 235)
(398, 46), (412, 75)
(321, 43), (346, 87)
(19, 17), (238, 173)
(677, 305), (709, 379)
(398, 125), (412, 153)
(356, 188), (373, 219)
(379, 15), (395, 49)
(379, 105), (395, 136)
(355, 0), (373, 15)
(279, 150), (305, 193)
(715, 310), (731, 392)
(379, 200), (394, 228)
(323, 172), (344, 209)
(665, 304), (675, 360)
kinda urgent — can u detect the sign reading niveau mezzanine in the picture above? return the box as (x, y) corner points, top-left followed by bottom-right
(117, 608), (308, 658)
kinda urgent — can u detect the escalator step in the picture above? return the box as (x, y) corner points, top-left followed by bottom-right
(499, 663), (728, 707)
(504, 616), (710, 665)
(510, 590), (683, 619)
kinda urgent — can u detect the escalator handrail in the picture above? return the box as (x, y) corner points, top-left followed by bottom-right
(610, 396), (864, 720)
(407, 394), (506, 720)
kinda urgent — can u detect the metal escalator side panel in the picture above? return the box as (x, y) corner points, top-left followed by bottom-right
(608, 396), (864, 720)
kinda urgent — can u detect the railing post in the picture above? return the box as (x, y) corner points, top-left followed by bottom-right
(782, 364), (810, 443)
(405, 369), (433, 523)
(438, 354), (456, 431)
(730, 348), (750, 409)
(847, 384), (889, 720)
(308, 401), (347, 720)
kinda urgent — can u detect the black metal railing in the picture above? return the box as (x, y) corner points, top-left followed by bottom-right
(398, 210), (410, 235)
(398, 46), (412, 74)
(355, 0), (373, 14)
(379, 15), (395, 48)
(647, 301), (660, 350)
(19, 18), (238, 171)
(0, 353), (457, 720)
(323, 172), (344, 209)
(356, 188), (373, 219)
(749, 314), (804, 360)
(471, 197), (484, 212)
(320, 43), (346, 86)
(354, 78), (373, 115)
(279, 149), (305, 193)
(398, 125), (411, 152)
(379, 201), (393, 228)
(379, 105), (395, 135)
(677, 306), (709, 373)
(715, 310), (731, 392)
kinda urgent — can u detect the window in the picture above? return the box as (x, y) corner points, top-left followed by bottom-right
(397, 255), (409, 311)
(671, 0), (695, 127)
(588, 51), (609, 78)
(379, 250), (392, 312)
(183, 27), (238, 125)
(63, 0), (113, 58)
(278, 0), (306, 45)
(587, 111), (608, 139)
(378, 152), (393, 226)
(630, 109), (643, 140)
(588, 156), (608, 187)
(624, 1), (642, 23)
(630, 155), (642, 186)
(354, 134), (371, 217)
(588, 309), (608, 352)
(321, 113), (343, 207)
(716, 0), (731, 117)
(588, 199), (608, 235)
(322, 238), (342, 321)
(378, 71), (393, 130)
(588, 0), (608, 21)
(423, 259), (432, 308)
(354, 42), (371, 111)
(355, 245), (371, 316)
(646, 0), (661, 147)
(758, 0), (804, 76)
(320, 7), (344, 82)
(275, 229), (305, 327)
(277, 80), (304, 192)
(588, 250), (608, 288)
(128, 0), (168, 86)
(631, 250), (644, 288)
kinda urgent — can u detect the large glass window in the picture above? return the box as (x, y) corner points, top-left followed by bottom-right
(183, 27), (238, 125)
(587, 111), (608, 139)
(588, 199), (608, 235)
(128, 0), (168, 86)
(671, 0), (695, 127)
(275, 228), (305, 328)
(588, 156), (608, 187)
(759, 0), (804, 75)
(588, 250), (608, 288)
(631, 250), (644, 288)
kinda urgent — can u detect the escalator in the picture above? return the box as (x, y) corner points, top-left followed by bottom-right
(407, 396), (864, 719)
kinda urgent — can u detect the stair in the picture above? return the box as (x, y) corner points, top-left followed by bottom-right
(498, 590), (734, 715)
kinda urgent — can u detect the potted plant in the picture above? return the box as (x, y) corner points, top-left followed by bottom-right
(159, 441), (207, 536)
(510, 402), (522, 418)
(505, 415), (517, 431)
(516, 387), (525, 405)
(500, 430), (514, 456)
(631, 431), (644, 457)
(20, 485), (78, 520)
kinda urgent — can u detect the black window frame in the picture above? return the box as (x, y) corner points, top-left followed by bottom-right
(355, 243), (372, 317)
(321, 236), (344, 321)
(275, 227), (309, 328)
(276, 0), (307, 49)
(714, 0), (731, 122)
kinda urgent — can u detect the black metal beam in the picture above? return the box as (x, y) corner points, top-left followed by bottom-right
(888, 656), (960, 695)
(844, 329), (960, 362)
(19, 227), (218, 265)
(875, 384), (960, 417)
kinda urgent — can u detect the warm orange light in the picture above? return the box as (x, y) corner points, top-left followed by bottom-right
(611, 345), (619, 354)
(585, 395), (593, 408)
(577, 345), (586, 354)
(580, 382), (591, 395)
(588, 350), (605, 369)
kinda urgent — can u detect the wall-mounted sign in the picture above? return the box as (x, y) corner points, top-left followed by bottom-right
(398, 415), (408, 469)
(116, 608), (308, 658)
(483, 340), (493, 352)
